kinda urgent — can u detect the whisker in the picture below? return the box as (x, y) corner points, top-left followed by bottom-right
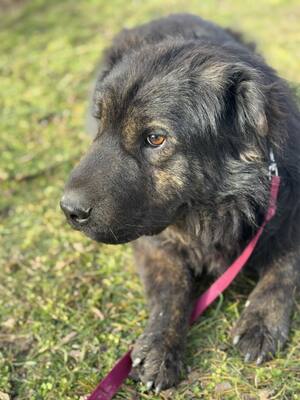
(109, 227), (118, 241)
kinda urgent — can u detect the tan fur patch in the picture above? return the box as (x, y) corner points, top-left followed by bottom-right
(240, 149), (262, 163)
(256, 112), (268, 136)
(153, 157), (188, 196)
(95, 93), (114, 132)
(154, 169), (185, 193)
(147, 121), (171, 133)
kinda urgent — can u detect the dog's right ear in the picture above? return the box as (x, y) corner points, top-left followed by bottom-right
(199, 61), (269, 139)
(226, 63), (268, 137)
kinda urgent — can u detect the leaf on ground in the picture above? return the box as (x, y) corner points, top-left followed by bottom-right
(259, 389), (274, 400)
(1, 318), (16, 330)
(215, 381), (232, 394)
(60, 331), (77, 345)
(91, 307), (105, 320)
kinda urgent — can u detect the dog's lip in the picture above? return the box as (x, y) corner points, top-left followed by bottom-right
(85, 229), (142, 244)
(79, 222), (169, 244)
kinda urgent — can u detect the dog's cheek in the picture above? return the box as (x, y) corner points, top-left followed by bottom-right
(153, 169), (185, 200)
(151, 159), (189, 204)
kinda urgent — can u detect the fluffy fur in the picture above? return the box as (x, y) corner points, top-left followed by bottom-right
(61, 14), (300, 392)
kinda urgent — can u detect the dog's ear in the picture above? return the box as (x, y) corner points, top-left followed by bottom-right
(228, 63), (268, 136)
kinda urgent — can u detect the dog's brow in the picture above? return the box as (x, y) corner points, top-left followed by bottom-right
(122, 116), (139, 146)
(147, 121), (171, 132)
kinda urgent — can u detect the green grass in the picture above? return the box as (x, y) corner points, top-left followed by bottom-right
(0, 1), (300, 399)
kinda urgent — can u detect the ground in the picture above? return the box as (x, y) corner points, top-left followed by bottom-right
(0, 0), (300, 399)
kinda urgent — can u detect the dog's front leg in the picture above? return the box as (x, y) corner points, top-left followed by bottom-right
(232, 251), (299, 364)
(131, 239), (195, 392)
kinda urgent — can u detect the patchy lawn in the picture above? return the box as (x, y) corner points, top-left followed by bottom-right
(0, 0), (299, 399)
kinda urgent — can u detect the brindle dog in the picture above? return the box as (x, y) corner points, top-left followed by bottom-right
(61, 14), (300, 393)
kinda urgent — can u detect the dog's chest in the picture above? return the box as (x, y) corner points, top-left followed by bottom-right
(161, 227), (239, 277)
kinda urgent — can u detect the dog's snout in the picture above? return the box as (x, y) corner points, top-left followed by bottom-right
(60, 194), (92, 225)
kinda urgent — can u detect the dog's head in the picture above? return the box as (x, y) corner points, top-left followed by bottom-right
(61, 41), (273, 244)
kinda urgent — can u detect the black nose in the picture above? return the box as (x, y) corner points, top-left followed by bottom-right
(60, 194), (92, 225)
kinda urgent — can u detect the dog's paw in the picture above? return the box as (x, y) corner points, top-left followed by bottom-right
(131, 331), (183, 393)
(232, 309), (288, 365)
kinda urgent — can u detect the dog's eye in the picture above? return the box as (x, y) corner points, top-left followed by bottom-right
(146, 133), (166, 147)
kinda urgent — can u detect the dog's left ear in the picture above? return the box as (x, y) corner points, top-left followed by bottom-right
(228, 63), (268, 137)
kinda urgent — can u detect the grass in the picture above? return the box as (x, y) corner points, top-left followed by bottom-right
(0, 0), (300, 399)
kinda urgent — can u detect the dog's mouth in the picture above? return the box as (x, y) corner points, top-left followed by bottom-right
(83, 224), (167, 244)
(87, 229), (144, 244)
(65, 214), (168, 244)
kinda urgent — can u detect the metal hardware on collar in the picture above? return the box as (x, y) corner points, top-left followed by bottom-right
(269, 148), (278, 179)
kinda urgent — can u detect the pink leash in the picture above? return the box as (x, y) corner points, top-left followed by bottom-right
(87, 174), (281, 400)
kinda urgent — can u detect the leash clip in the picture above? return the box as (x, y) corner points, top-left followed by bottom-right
(268, 148), (278, 180)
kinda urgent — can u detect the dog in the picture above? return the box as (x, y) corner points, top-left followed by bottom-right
(60, 14), (300, 392)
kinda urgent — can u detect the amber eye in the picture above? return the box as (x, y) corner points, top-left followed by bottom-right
(146, 133), (166, 147)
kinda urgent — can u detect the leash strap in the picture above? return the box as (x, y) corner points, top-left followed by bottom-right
(87, 175), (281, 400)
(86, 350), (132, 400)
(190, 175), (280, 322)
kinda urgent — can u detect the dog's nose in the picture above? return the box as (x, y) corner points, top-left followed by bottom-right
(60, 194), (92, 224)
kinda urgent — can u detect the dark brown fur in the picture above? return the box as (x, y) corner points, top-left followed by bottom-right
(61, 14), (300, 392)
